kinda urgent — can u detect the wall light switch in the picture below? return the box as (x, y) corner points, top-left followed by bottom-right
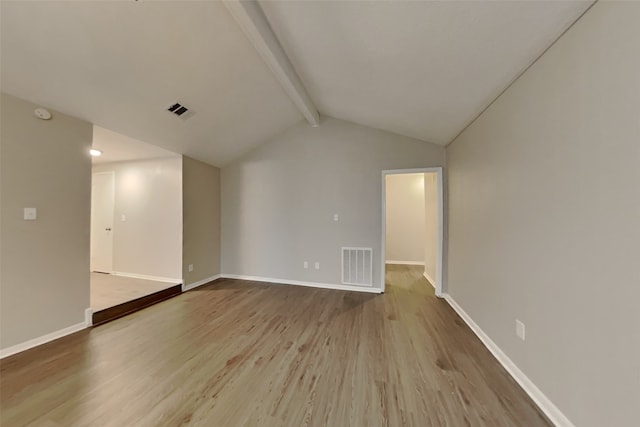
(121, 214), (127, 222)
(24, 207), (37, 220)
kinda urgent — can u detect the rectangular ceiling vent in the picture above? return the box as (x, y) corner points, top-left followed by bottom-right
(167, 102), (194, 120)
(342, 247), (373, 287)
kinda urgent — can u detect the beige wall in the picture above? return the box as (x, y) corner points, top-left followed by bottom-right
(1, 93), (92, 350)
(385, 173), (425, 263)
(93, 157), (182, 281)
(222, 117), (445, 289)
(182, 156), (221, 286)
(423, 173), (438, 283)
(446, 2), (640, 426)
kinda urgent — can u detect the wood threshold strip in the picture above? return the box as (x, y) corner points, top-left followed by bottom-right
(92, 284), (182, 326)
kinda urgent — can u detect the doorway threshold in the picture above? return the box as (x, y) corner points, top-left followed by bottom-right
(92, 284), (182, 326)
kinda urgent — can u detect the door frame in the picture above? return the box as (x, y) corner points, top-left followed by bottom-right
(90, 171), (115, 273)
(381, 167), (444, 297)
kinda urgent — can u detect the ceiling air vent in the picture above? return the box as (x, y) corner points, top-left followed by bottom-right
(167, 102), (194, 119)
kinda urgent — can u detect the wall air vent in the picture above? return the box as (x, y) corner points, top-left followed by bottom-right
(167, 102), (194, 119)
(342, 247), (373, 286)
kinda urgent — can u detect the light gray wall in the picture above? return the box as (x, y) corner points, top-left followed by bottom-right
(182, 156), (221, 286)
(222, 117), (445, 289)
(1, 93), (92, 349)
(446, 2), (640, 426)
(93, 157), (182, 281)
(385, 173), (425, 263)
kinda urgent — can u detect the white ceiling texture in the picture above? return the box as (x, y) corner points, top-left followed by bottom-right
(1, 1), (593, 167)
(92, 125), (179, 165)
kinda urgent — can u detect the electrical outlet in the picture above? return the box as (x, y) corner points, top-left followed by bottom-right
(516, 320), (525, 341)
(188, 264), (194, 272)
(303, 261), (308, 269)
(314, 262), (320, 270)
(333, 214), (339, 222)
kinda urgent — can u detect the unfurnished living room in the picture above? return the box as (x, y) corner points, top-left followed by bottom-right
(0, 1), (638, 426)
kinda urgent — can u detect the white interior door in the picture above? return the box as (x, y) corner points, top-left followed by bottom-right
(91, 172), (114, 273)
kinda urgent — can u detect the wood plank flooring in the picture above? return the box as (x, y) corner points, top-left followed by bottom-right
(0, 265), (550, 426)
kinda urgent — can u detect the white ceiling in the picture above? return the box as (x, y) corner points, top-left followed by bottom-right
(1, 1), (592, 166)
(0, 1), (302, 167)
(92, 126), (178, 165)
(260, 0), (592, 145)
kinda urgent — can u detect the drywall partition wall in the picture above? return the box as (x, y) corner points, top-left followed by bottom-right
(221, 117), (445, 289)
(92, 157), (182, 281)
(0, 93), (92, 350)
(182, 156), (221, 288)
(446, 2), (640, 426)
(423, 173), (438, 284)
(385, 173), (425, 264)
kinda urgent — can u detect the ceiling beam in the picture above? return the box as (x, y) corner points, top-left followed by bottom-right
(223, 0), (320, 127)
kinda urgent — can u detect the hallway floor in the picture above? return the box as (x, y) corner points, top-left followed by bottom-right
(90, 272), (179, 311)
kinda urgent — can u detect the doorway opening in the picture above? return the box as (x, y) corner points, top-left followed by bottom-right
(381, 168), (443, 296)
(89, 126), (183, 324)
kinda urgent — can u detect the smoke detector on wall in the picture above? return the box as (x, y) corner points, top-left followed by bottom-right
(167, 102), (194, 120)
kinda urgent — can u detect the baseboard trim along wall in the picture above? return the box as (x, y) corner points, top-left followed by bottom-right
(443, 294), (575, 427)
(423, 271), (436, 289)
(385, 260), (425, 266)
(223, 274), (383, 294)
(85, 308), (93, 327)
(182, 274), (222, 292)
(0, 319), (88, 359)
(112, 271), (181, 284)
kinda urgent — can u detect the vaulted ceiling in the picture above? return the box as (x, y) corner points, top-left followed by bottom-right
(1, 1), (592, 167)
(92, 126), (179, 165)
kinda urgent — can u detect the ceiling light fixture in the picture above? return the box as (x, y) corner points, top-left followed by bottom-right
(90, 149), (103, 157)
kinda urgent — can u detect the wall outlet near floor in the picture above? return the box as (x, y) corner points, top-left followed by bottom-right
(516, 319), (525, 341)
(303, 261), (308, 269)
(314, 262), (320, 270)
(188, 264), (194, 272)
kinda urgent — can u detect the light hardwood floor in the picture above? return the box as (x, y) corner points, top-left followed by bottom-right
(90, 273), (178, 311)
(1, 265), (550, 426)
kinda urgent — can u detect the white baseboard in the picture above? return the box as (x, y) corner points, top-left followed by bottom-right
(385, 260), (425, 266)
(182, 274), (222, 292)
(443, 294), (575, 427)
(85, 308), (93, 327)
(0, 320), (87, 359)
(223, 274), (383, 294)
(111, 271), (181, 284)
(423, 271), (436, 289)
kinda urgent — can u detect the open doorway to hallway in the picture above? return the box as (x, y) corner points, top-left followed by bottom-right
(381, 168), (443, 296)
(89, 126), (183, 323)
